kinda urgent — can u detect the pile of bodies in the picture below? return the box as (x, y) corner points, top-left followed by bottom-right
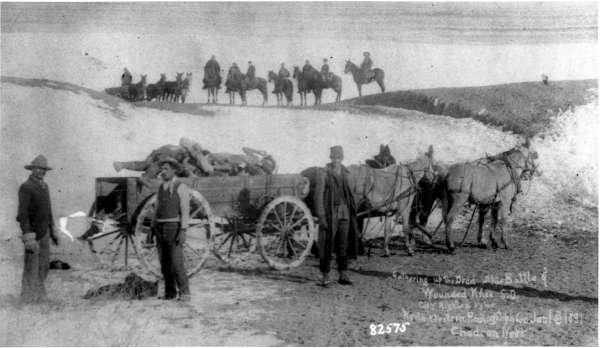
(113, 137), (277, 181)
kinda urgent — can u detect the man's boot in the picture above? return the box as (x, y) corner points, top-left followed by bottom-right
(338, 271), (353, 285)
(319, 273), (331, 287)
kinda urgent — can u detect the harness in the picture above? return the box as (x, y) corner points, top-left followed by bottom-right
(356, 165), (422, 218)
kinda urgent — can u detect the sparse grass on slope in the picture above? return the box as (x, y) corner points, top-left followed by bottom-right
(342, 79), (597, 137)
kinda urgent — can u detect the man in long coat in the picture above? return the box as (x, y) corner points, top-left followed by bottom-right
(321, 58), (331, 84)
(246, 61), (256, 87)
(203, 55), (222, 89)
(17, 155), (60, 303)
(314, 146), (359, 286)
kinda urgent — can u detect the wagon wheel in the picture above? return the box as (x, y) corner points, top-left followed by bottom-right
(212, 216), (260, 267)
(84, 202), (137, 271)
(256, 196), (316, 270)
(133, 190), (215, 278)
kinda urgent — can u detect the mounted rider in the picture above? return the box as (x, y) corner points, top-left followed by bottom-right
(360, 51), (374, 82)
(226, 62), (241, 91)
(278, 63), (290, 79)
(321, 58), (332, 84)
(246, 61), (256, 88)
(203, 55), (222, 90)
(302, 60), (313, 75)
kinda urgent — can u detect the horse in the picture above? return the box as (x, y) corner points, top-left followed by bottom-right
(440, 140), (539, 252)
(203, 68), (221, 104)
(268, 71), (293, 106)
(365, 144), (396, 169)
(344, 60), (385, 97)
(146, 74), (166, 101)
(348, 146), (435, 256)
(322, 72), (343, 103)
(225, 72), (268, 106)
(127, 74), (147, 101)
(292, 66), (325, 106)
(177, 72), (192, 103)
(162, 73), (183, 102)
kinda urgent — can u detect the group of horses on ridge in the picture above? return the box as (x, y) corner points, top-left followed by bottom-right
(201, 59), (386, 106)
(303, 140), (539, 257)
(105, 72), (193, 103)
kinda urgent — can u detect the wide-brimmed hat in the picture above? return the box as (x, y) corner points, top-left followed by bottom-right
(158, 156), (181, 170)
(24, 155), (52, 170)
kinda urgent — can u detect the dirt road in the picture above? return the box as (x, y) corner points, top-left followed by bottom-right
(1, 198), (596, 346)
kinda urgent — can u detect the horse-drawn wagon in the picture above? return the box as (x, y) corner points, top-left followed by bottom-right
(84, 174), (316, 278)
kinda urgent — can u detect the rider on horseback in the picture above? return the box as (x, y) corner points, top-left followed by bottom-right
(246, 61), (256, 87)
(203, 55), (221, 90)
(278, 63), (290, 79)
(360, 51), (374, 82)
(302, 60), (313, 75)
(321, 58), (332, 84)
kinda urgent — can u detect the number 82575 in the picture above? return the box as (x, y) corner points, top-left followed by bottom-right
(369, 322), (410, 335)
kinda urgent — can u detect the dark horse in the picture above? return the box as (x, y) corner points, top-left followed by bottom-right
(162, 73), (183, 102)
(203, 68), (221, 104)
(344, 60), (385, 96)
(292, 66), (324, 106)
(440, 141), (539, 252)
(146, 74), (166, 101)
(268, 71), (293, 106)
(225, 72), (268, 106)
(127, 74), (147, 102)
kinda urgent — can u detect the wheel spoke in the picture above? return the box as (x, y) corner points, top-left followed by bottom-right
(216, 233), (233, 252)
(285, 204), (298, 228)
(272, 208), (285, 231)
(97, 232), (123, 256)
(287, 215), (308, 231)
(239, 232), (250, 249)
(227, 233), (237, 258)
(109, 237), (125, 266)
(286, 237), (298, 259)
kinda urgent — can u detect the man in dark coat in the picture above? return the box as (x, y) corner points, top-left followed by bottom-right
(246, 61), (256, 87)
(360, 51), (374, 81)
(278, 63), (290, 79)
(321, 58), (331, 84)
(121, 68), (132, 86)
(151, 157), (191, 301)
(203, 55), (222, 89)
(314, 145), (359, 286)
(17, 155), (60, 303)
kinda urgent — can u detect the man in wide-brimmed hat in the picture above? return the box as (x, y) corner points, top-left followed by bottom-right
(314, 146), (360, 287)
(17, 155), (60, 303)
(360, 51), (374, 82)
(150, 156), (191, 301)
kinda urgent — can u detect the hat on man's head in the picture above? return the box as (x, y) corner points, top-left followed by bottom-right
(330, 145), (344, 159)
(363, 51), (370, 56)
(158, 156), (181, 170)
(25, 155), (52, 170)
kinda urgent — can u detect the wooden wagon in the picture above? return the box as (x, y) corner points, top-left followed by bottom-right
(84, 174), (316, 278)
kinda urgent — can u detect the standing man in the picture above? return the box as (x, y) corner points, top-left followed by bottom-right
(314, 146), (359, 287)
(17, 155), (59, 303)
(152, 157), (191, 301)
